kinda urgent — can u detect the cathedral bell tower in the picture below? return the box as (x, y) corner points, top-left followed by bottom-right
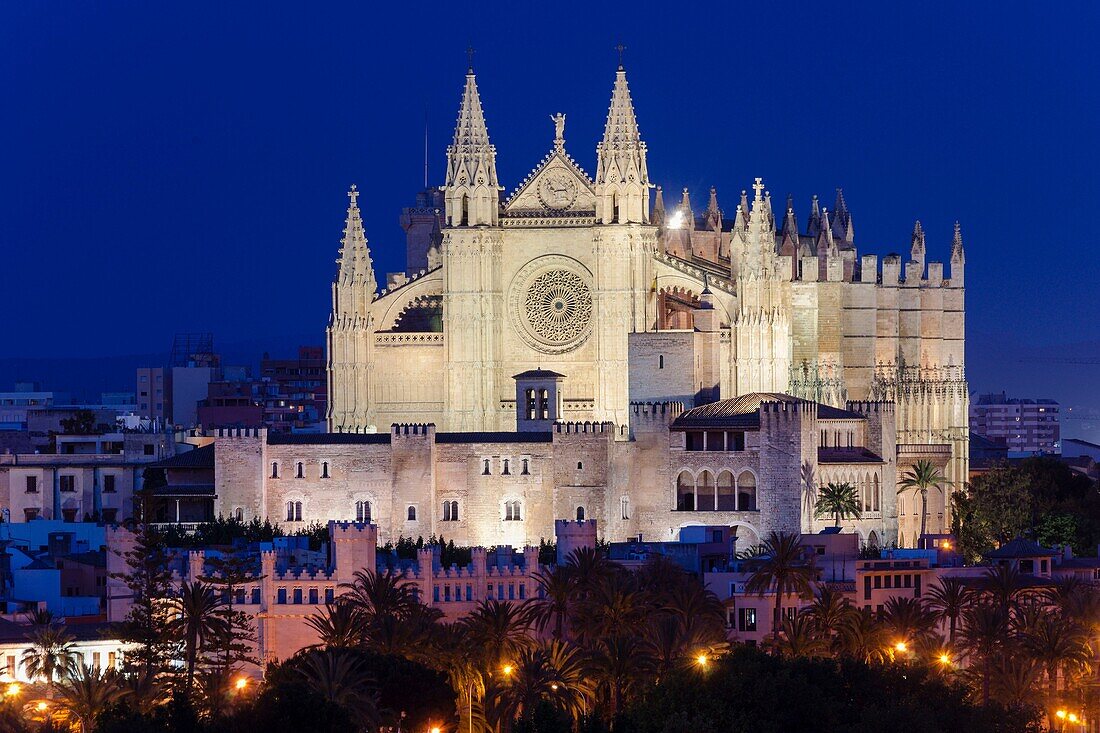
(441, 59), (504, 431)
(594, 56), (650, 225)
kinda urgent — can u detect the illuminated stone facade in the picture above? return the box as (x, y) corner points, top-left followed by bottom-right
(323, 62), (969, 546)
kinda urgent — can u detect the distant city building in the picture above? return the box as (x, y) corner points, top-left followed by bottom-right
(197, 381), (263, 428)
(259, 347), (326, 432)
(0, 384), (70, 432)
(969, 391), (1059, 454)
(135, 367), (171, 423)
(0, 430), (175, 523)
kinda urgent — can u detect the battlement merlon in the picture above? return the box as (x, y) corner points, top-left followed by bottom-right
(390, 423), (436, 438)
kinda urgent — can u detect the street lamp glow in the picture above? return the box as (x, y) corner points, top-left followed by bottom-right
(1069, 713), (1079, 723)
(937, 653), (951, 665)
(696, 654), (708, 666)
(235, 677), (248, 691)
(501, 664), (513, 677)
(5, 683), (19, 696)
(1056, 710), (1067, 720)
(551, 683), (559, 691)
(430, 727), (442, 733)
(35, 701), (48, 712)
(894, 641), (907, 653)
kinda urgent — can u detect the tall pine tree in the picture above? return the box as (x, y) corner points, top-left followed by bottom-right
(112, 525), (176, 676)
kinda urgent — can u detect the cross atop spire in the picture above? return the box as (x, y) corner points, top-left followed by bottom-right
(615, 43), (626, 70)
(348, 184), (359, 207)
(466, 46), (475, 73)
(752, 177), (765, 202)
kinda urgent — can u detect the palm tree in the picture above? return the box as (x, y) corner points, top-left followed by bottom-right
(882, 596), (937, 649)
(576, 572), (650, 642)
(898, 459), (945, 543)
(836, 608), (891, 664)
(306, 602), (367, 650)
(167, 580), (229, 690)
(804, 586), (856, 639)
(339, 568), (419, 624)
(489, 641), (591, 731)
(526, 565), (575, 640)
(460, 599), (533, 672)
(926, 577), (973, 645)
(295, 648), (379, 725)
(116, 668), (164, 715)
(986, 657), (1044, 708)
(744, 532), (817, 641)
(21, 623), (79, 683)
(980, 564), (1033, 623)
(813, 482), (862, 527)
(365, 602), (442, 661)
(959, 603), (1007, 706)
(777, 614), (830, 659)
(52, 664), (122, 733)
(1021, 614), (1091, 716)
(585, 634), (655, 728)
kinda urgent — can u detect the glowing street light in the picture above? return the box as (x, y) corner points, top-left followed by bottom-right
(35, 701), (48, 712)
(1068, 713), (1079, 724)
(430, 727), (442, 733)
(937, 653), (952, 666)
(5, 683), (19, 696)
(1057, 710), (1067, 720)
(501, 664), (513, 677)
(894, 641), (908, 653)
(234, 676), (248, 691)
(696, 654), (708, 667)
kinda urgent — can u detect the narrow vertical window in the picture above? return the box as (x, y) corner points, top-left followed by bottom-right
(620, 496), (630, 520)
(294, 501), (302, 521)
(539, 389), (550, 420)
(296, 462), (304, 478)
(576, 506), (585, 521)
(521, 459), (529, 475)
(407, 506), (417, 521)
(321, 461), (329, 479)
(526, 389), (536, 420)
(451, 500), (459, 521)
(482, 459), (491, 475)
(271, 462), (279, 478)
(658, 354), (664, 369)
(502, 459), (510, 475)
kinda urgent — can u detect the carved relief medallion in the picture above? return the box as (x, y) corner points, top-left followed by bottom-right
(536, 169), (579, 211)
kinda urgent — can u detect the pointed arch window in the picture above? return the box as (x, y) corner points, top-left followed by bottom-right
(504, 500), (522, 521)
(482, 459), (491, 475)
(285, 501), (302, 522)
(521, 458), (530, 475)
(321, 461), (330, 479)
(442, 500), (459, 522)
(295, 462), (304, 479)
(271, 462), (279, 479)
(407, 505), (417, 521)
(355, 500), (371, 523)
(502, 459), (510, 475)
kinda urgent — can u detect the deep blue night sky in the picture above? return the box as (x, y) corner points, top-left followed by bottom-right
(2, 2), (1098, 435)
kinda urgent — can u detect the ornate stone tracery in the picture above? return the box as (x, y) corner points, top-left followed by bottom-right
(508, 256), (593, 355)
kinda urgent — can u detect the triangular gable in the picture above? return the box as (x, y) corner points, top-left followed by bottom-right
(504, 148), (596, 215)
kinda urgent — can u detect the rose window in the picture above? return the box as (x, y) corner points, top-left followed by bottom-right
(520, 269), (592, 351)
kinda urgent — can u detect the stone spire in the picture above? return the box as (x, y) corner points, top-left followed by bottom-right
(678, 187), (695, 230)
(336, 185), (377, 296)
(910, 220), (926, 265)
(595, 64), (650, 224)
(742, 177), (775, 274)
(807, 194), (822, 237)
(651, 185), (665, 227)
(738, 189), (751, 229)
(705, 186), (721, 231)
(950, 220), (965, 285)
(816, 208), (837, 257)
(444, 67), (500, 226)
(831, 188), (852, 241)
(781, 195), (799, 240)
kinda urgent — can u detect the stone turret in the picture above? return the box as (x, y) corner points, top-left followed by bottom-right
(555, 519), (597, 564)
(594, 64), (650, 224)
(328, 186), (378, 432)
(444, 66), (500, 227)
